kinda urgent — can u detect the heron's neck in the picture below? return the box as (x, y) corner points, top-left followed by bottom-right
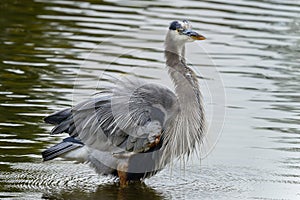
(160, 33), (205, 164)
(165, 40), (186, 68)
(164, 36), (201, 108)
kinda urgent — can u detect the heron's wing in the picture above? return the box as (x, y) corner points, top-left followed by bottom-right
(45, 80), (177, 154)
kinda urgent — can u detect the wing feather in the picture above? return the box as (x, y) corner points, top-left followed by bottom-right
(45, 80), (178, 154)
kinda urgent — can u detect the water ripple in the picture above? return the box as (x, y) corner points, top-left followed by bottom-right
(1, 0), (300, 199)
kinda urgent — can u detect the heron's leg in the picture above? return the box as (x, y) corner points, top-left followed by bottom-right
(117, 162), (128, 187)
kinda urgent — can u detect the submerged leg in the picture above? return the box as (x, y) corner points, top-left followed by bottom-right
(117, 163), (128, 187)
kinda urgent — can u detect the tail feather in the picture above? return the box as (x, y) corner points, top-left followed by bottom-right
(50, 119), (73, 135)
(44, 108), (71, 125)
(42, 137), (84, 161)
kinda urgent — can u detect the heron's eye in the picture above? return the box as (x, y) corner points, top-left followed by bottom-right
(177, 28), (184, 33)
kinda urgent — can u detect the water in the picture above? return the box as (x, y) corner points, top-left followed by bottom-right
(1, 0), (300, 199)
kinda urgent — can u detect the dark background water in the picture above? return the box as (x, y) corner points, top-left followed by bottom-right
(1, 0), (300, 199)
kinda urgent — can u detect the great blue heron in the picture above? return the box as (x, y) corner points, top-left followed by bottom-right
(42, 20), (206, 186)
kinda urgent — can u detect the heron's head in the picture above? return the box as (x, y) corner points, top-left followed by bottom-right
(168, 20), (206, 43)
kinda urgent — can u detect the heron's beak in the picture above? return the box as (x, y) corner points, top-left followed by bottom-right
(183, 30), (206, 40)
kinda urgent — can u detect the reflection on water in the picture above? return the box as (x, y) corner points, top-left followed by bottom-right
(1, 0), (300, 199)
(44, 183), (165, 200)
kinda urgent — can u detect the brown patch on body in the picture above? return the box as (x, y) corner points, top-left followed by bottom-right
(148, 135), (161, 148)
